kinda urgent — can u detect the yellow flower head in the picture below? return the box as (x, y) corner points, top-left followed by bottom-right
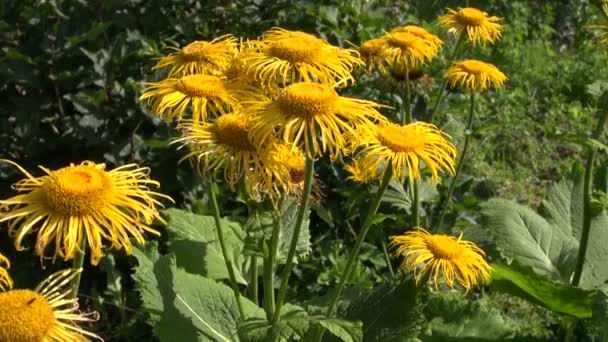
(246, 82), (387, 160)
(349, 122), (456, 183)
(358, 37), (387, 72)
(0, 160), (172, 265)
(344, 158), (380, 184)
(379, 31), (440, 71)
(241, 27), (362, 88)
(174, 112), (271, 192)
(390, 228), (492, 291)
(261, 143), (307, 200)
(153, 34), (238, 77)
(0, 268), (101, 341)
(444, 59), (507, 92)
(438, 7), (503, 46)
(385, 67), (434, 92)
(0, 253), (12, 291)
(389, 25), (443, 52)
(140, 74), (249, 123)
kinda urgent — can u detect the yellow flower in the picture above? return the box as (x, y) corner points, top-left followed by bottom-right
(349, 122), (456, 183)
(444, 59), (507, 92)
(241, 27), (362, 88)
(358, 37), (387, 72)
(0, 253), (12, 291)
(0, 160), (172, 265)
(589, 22), (608, 46)
(246, 82), (387, 159)
(438, 7), (503, 46)
(389, 25), (443, 53)
(378, 31), (440, 71)
(344, 159), (380, 184)
(140, 74), (249, 123)
(0, 268), (101, 341)
(173, 112), (272, 192)
(153, 34), (238, 77)
(261, 143), (306, 200)
(390, 228), (492, 290)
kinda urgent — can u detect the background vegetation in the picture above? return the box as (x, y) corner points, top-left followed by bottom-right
(2, 0), (608, 340)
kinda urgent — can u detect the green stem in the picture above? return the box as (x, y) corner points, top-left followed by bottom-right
(436, 90), (475, 231)
(208, 181), (245, 318)
(249, 254), (259, 305)
(380, 236), (396, 278)
(571, 109), (608, 286)
(412, 178), (420, 227)
(429, 32), (467, 123)
(70, 237), (87, 298)
(404, 68), (412, 124)
(271, 158), (315, 326)
(263, 210), (282, 320)
(315, 166), (393, 342)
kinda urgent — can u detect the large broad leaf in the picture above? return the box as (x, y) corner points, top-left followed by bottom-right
(481, 199), (578, 282)
(591, 287), (608, 341)
(277, 198), (312, 264)
(132, 244), (263, 342)
(490, 263), (593, 319)
(163, 208), (247, 284)
(381, 179), (437, 213)
(578, 211), (608, 289)
(344, 279), (420, 341)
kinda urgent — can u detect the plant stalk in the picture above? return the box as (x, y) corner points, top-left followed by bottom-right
(436, 90), (475, 230)
(70, 237), (87, 298)
(271, 158), (315, 326)
(404, 69), (412, 124)
(249, 254), (259, 305)
(412, 178), (420, 227)
(208, 181), (245, 318)
(263, 209), (282, 320)
(572, 108), (608, 286)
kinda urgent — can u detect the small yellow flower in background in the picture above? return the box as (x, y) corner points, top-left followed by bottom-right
(153, 34), (238, 77)
(444, 59), (507, 92)
(358, 37), (387, 72)
(349, 121), (456, 183)
(588, 22), (608, 46)
(174, 112), (277, 193)
(390, 228), (492, 291)
(0, 160), (172, 265)
(241, 27), (362, 88)
(260, 143), (308, 201)
(389, 25), (443, 53)
(140, 74), (250, 123)
(438, 7), (503, 46)
(378, 31), (440, 71)
(0, 253), (12, 291)
(246, 82), (387, 160)
(344, 159), (380, 184)
(0, 268), (101, 341)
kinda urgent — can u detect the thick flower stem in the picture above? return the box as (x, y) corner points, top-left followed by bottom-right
(436, 90), (475, 230)
(429, 32), (466, 123)
(263, 210), (282, 321)
(70, 237), (87, 298)
(315, 166), (393, 342)
(208, 181), (245, 319)
(271, 158), (315, 331)
(571, 108), (608, 286)
(403, 69), (412, 124)
(249, 255), (259, 305)
(412, 178), (420, 227)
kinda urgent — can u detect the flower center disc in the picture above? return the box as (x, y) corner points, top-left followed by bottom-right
(459, 60), (490, 75)
(276, 83), (338, 118)
(182, 41), (211, 61)
(268, 37), (322, 64)
(0, 290), (55, 342)
(212, 113), (256, 151)
(401, 25), (431, 39)
(388, 32), (419, 49)
(425, 235), (463, 260)
(360, 39), (384, 58)
(377, 125), (423, 152)
(176, 75), (227, 98)
(457, 7), (486, 26)
(41, 165), (112, 215)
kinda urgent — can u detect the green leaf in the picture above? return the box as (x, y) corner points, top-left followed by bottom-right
(344, 279), (421, 341)
(314, 317), (362, 342)
(490, 263), (593, 318)
(132, 243), (264, 342)
(481, 199), (578, 282)
(238, 304), (310, 341)
(278, 198), (311, 264)
(590, 287), (608, 341)
(163, 208), (247, 284)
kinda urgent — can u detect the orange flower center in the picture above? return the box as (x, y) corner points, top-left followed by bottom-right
(359, 38), (384, 57)
(176, 75), (227, 98)
(0, 290), (55, 342)
(459, 60), (491, 75)
(424, 234), (463, 260)
(400, 25), (431, 39)
(268, 37), (322, 64)
(377, 125), (424, 153)
(182, 41), (211, 61)
(388, 32), (420, 49)
(456, 7), (486, 26)
(276, 83), (338, 118)
(41, 165), (113, 215)
(212, 113), (256, 151)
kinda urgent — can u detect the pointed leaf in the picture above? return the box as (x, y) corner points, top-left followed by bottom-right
(314, 317), (362, 342)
